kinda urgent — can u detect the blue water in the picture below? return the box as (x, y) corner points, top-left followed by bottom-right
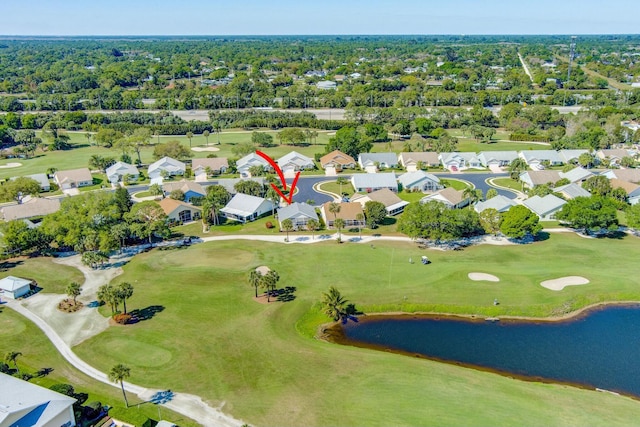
(339, 305), (640, 396)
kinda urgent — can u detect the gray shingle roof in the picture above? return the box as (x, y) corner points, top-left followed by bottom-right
(474, 195), (517, 213)
(522, 194), (566, 217)
(277, 202), (318, 221)
(351, 172), (398, 190)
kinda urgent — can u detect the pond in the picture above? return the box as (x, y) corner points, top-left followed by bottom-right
(330, 305), (640, 397)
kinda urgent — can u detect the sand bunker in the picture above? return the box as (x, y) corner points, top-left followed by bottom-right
(0, 162), (22, 168)
(468, 272), (500, 282)
(540, 276), (589, 291)
(255, 266), (271, 275)
(191, 146), (220, 152)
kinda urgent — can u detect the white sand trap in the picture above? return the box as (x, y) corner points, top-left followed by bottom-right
(468, 272), (500, 282)
(540, 276), (589, 291)
(0, 162), (22, 168)
(256, 265), (271, 275)
(191, 146), (220, 152)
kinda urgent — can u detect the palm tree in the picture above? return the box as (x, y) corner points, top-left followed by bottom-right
(306, 219), (319, 240)
(509, 158), (528, 180)
(281, 218), (294, 241)
(328, 201), (341, 227)
(463, 187), (482, 209)
(336, 177), (348, 197)
(249, 270), (262, 298)
(265, 187), (279, 216)
(117, 282), (134, 314)
(203, 130), (210, 146)
(186, 131), (194, 148)
(109, 364), (131, 407)
(321, 287), (348, 321)
(5, 351), (22, 374)
(262, 270), (280, 303)
(355, 213), (365, 240)
(334, 218), (345, 242)
(66, 282), (82, 305)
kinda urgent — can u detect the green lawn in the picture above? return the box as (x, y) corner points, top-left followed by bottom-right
(0, 257), (84, 294)
(0, 307), (199, 427)
(316, 179), (355, 197)
(52, 233), (640, 426)
(491, 177), (524, 192)
(441, 178), (471, 190)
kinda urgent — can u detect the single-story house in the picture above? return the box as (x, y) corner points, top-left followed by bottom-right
(397, 170), (442, 192)
(1, 196), (61, 221)
(519, 170), (562, 189)
(558, 149), (589, 165)
(351, 188), (409, 216)
(277, 151), (315, 175)
(596, 149), (633, 165)
(478, 151), (519, 167)
(105, 161), (139, 184)
(358, 153), (398, 173)
(522, 194), (567, 220)
(559, 166), (593, 184)
(319, 150), (357, 173)
(316, 80), (337, 90)
(519, 150), (563, 169)
(474, 195), (517, 213)
(53, 168), (93, 190)
(220, 193), (274, 223)
(601, 169), (640, 183)
(398, 152), (440, 171)
(0, 276), (33, 299)
(277, 202), (319, 230)
(148, 157), (186, 179)
(351, 172), (398, 193)
(439, 152), (482, 171)
(0, 372), (76, 426)
(553, 183), (591, 199)
(162, 180), (206, 202)
(192, 157), (229, 181)
(320, 202), (365, 228)
(12, 173), (50, 192)
(158, 198), (202, 223)
(610, 179), (640, 205)
(420, 187), (470, 209)
(236, 153), (271, 178)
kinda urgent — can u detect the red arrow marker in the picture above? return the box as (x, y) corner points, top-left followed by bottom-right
(255, 150), (300, 204)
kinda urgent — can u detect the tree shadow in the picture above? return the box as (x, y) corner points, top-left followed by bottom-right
(128, 305), (165, 323)
(604, 230), (626, 240)
(36, 367), (54, 377)
(0, 260), (24, 271)
(381, 217), (397, 226)
(534, 231), (550, 242)
(275, 286), (297, 302)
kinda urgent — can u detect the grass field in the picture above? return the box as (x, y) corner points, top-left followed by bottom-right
(51, 233), (640, 426)
(0, 257), (84, 294)
(0, 307), (199, 426)
(491, 177), (524, 192)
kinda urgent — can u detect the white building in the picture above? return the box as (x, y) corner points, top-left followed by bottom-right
(148, 157), (186, 179)
(106, 161), (139, 184)
(0, 276), (32, 299)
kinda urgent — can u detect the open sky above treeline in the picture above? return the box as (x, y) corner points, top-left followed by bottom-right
(0, 0), (637, 36)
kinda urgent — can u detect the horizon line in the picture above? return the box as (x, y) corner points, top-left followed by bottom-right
(1, 33), (639, 38)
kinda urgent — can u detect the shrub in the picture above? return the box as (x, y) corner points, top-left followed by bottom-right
(265, 221), (274, 229)
(113, 313), (132, 324)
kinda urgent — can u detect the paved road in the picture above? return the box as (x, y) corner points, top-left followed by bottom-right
(434, 172), (518, 199)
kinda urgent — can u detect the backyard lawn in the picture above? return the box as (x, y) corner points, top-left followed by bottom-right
(55, 232), (640, 426)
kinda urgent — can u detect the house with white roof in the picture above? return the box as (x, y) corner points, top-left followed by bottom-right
(277, 202), (319, 230)
(316, 80), (337, 90)
(221, 193), (274, 223)
(478, 151), (519, 168)
(474, 195), (517, 213)
(277, 151), (315, 175)
(553, 183), (591, 199)
(351, 172), (398, 193)
(398, 152), (440, 171)
(559, 166), (593, 184)
(522, 195), (567, 220)
(351, 188), (409, 215)
(12, 173), (50, 192)
(0, 276), (33, 299)
(558, 149), (589, 165)
(106, 161), (139, 184)
(236, 152), (271, 178)
(519, 150), (563, 169)
(0, 372), (76, 426)
(148, 157), (186, 179)
(420, 187), (470, 209)
(439, 152), (482, 171)
(53, 168), (93, 190)
(397, 170), (442, 192)
(358, 153), (398, 173)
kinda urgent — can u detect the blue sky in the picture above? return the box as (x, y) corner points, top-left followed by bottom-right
(0, 0), (637, 35)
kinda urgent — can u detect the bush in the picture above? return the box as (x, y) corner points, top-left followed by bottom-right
(107, 406), (152, 427)
(113, 313), (132, 324)
(265, 221), (274, 229)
